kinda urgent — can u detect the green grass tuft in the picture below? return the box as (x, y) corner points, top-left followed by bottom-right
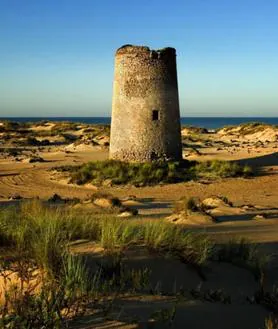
(190, 160), (253, 179)
(57, 159), (253, 187)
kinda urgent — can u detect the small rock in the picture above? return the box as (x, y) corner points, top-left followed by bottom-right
(93, 198), (116, 208)
(118, 207), (138, 217)
(117, 211), (133, 217)
(253, 214), (266, 220)
(117, 210), (137, 217)
(202, 196), (231, 209)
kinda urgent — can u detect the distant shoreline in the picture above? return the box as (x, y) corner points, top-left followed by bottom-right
(1, 117), (278, 129)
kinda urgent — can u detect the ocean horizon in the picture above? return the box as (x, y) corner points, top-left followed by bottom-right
(1, 117), (278, 130)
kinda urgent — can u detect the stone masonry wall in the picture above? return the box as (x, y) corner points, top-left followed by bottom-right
(109, 45), (182, 162)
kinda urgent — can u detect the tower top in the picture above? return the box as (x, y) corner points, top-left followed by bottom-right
(116, 45), (176, 57)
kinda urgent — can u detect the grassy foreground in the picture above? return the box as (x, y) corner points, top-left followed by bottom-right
(0, 201), (272, 328)
(0, 200), (211, 327)
(58, 159), (253, 186)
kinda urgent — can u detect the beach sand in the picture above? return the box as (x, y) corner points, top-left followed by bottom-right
(0, 121), (278, 328)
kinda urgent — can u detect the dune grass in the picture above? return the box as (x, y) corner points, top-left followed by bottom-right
(173, 196), (200, 214)
(190, 160), (253, 179)
(57, 159), (253, 186)
(216, 238), (269, 281)
(1, 201), (271, 325)
(0, 200), (212, 264)
(0, 200), (214, 327)
(0, 201), (270, 327)
(219, 122), (273, 135)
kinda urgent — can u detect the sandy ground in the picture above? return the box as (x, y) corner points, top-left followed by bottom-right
(1, 122), (278, 328)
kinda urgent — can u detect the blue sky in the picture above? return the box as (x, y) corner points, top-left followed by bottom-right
(0, 0), (277, 117)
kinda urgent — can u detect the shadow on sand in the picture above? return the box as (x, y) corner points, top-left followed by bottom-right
(238, 152), (278, 169)
(68, 239), (278, 329)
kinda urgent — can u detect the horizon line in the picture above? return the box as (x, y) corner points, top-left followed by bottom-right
(1, 116), (278, 119)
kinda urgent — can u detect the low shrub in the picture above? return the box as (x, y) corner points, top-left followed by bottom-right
(57, 159), (252, 187)
(190, 160), (253, 179)
(174, 196), (200, 213)
(65, 160), (190, 186)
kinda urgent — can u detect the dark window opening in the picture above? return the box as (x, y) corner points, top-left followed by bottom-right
(152, 110), (159, 121)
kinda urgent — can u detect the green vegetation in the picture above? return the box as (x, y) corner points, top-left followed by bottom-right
(173, 195), (234, 216)
(0, 254), (95, 328)
(191, 160), (253, 179)
(174, 196), (200, 213)
(217, 238), (269, 281)
(0, 201), (270, 327)
(0, 200), (211, 264)
(58, 159), (253, 186)
(143, 221), (212, 266)
(219, 122), (275, 135)
(0, 202), (99, 327)
(66, 160), (190, 186)
(0, 200), (212, 327)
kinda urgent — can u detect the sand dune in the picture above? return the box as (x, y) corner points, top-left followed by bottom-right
(1, 121), (278, 328)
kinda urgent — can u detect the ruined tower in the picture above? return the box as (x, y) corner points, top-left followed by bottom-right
(109, 45), (182, 162)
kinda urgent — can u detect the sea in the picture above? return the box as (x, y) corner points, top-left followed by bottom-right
(1, 117), (278, 130)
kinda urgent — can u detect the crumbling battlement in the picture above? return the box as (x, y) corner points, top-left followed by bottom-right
(116, 45), (176, 58)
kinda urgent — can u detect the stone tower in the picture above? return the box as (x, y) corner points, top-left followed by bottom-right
(109, 45), (182, 162)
